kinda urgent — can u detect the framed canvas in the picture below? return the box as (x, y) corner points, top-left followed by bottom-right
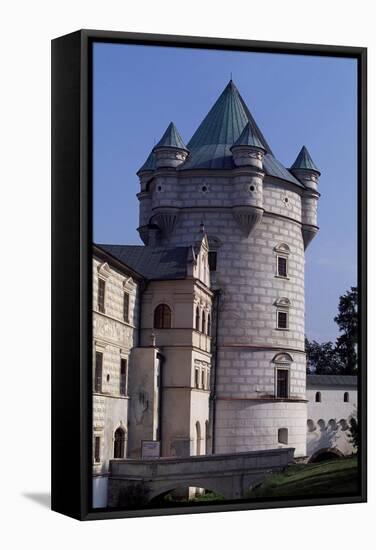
(51, 30), (367, 520)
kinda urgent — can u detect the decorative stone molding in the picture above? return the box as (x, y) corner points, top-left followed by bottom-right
(123, 277), (136, 292)
(232, 205), (264, 237)
(274, 243), (290, 255)
(274, 297), (291, 308)
(272, 352), (293, 364)
(302, 225), (319, 249)
(97, 262), (111, 280)
(153, 207), (180, 236)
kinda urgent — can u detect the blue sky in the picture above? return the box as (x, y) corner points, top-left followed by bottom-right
(93, 42), (357, 343)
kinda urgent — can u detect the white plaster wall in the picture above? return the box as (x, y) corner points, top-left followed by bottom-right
(215, 399), (307, 457)
(306, 386), (357, 457)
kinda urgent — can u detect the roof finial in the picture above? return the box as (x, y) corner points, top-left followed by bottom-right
(200, 219), (205, 234)
(230, 72), (232, 81)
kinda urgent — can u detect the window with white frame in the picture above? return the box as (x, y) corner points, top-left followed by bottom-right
(272, 353), (293, 399)
(274, 243), (290, 278)
(275, 297), (291, 330)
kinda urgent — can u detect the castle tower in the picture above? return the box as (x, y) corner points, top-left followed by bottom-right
(136, 81), (320, 457)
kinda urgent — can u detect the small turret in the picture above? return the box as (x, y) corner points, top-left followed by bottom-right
(290, 145), (320, 248)
(230, 122), (266, 237)
(153, 122), (189, 169)
(230, 121), (267, 169)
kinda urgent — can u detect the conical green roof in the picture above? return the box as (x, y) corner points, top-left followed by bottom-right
(138, 81), (304, 187)
(153, 122), (188, 152)
(231, 121), (266, 151)
(291, 145), (320, 174)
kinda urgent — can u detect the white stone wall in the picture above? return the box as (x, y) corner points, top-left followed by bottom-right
(307, 386), (357, 457)
(145, 171), (308, 456)
(215, 400), (307, 456)
(92, 256), (140, 507)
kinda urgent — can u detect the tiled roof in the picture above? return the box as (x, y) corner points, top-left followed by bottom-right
(307, 375), (357, 387)
(98, 244), (189, 280)
(231, 121), (266, 150)
(137, 80), (304, 187)
(291, 145), (320, 174)
(153, 122), (188, 152)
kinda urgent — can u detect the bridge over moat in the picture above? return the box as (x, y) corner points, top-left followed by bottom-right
(108, 447), (295, 506)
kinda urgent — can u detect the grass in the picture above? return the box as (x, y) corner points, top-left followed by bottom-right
(248, 456), (359, 499)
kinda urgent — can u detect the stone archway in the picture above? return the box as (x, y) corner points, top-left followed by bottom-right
(308, 447), (344, 463)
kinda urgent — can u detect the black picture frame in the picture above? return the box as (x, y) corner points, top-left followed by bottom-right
(51, 29), (367, 521)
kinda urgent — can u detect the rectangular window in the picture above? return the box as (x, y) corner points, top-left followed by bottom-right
(208, 251), (217, 272)
(200, 369), (204, 389)
(207, 371), (210, 390)
(277, 310), (288, 329)
(195, 367), (200, 388)
(120, 358), (127, 396)
(277, 256), (288, 277)
(276, 369), (289, 398)
(94, 436), (101, 463)
(98, 278), (106, 313)
(95, 352), (103, 393)
(123, 292), (130, 323)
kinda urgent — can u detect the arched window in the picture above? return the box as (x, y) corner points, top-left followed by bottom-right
(114, 427), (126, 459)
(195, 306), (200, 331)
(196, 421), (201, 456)
(207, 314), (211, 336)
(344, 392), (349, 402)
(278, 428), (288, 445)
(154, 304), (171, 329)
(202, 311), (206, 333)
(315, 391), (321, 403)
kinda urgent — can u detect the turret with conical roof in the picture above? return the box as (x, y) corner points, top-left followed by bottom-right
(153, 121), (189, 169)
(290, 145), (320, 248)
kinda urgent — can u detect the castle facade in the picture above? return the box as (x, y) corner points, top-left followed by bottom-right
(92, 80), (324, 507)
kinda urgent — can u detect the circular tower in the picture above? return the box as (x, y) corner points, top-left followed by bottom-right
(137, 81), (320, 457)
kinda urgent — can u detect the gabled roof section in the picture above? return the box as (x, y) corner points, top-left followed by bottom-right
(307, 375), (357, 387)
(231, 121), (266, 151)
(153, 122), (188, 152)
(291, 145), (320, 174)
(98, 244), (189, 281)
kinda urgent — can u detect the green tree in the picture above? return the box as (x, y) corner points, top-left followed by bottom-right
(306, 286), (358, 375)
(348, 416), (359, 450)
(305, 338), (343, 374)
(334, 286), (358, 375)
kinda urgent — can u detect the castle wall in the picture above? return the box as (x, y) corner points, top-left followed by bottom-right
(92, 255), (140, 507)
(306, 386), (357, 458)
(155, 173), (307, 456)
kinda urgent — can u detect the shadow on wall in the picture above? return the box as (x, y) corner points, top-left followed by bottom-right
(306, 414), (357, 458)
